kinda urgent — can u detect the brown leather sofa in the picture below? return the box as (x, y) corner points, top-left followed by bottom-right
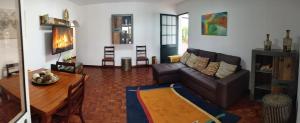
(152, 48), (249, 108)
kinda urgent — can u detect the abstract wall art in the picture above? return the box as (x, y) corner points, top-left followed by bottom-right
(202, 12), (227, 36)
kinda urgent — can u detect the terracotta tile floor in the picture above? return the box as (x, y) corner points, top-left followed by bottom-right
(82, 67), (156, 123)
(0, 99), (21, 123)
(0, 67), (262, 123)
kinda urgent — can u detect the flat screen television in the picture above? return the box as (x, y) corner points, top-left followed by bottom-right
(52, 26), (74, 55)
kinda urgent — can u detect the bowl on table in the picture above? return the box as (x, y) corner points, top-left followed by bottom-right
(32, 70), (59, 85)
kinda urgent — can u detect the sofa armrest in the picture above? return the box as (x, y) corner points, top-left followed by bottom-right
(216, 69), (250, 108)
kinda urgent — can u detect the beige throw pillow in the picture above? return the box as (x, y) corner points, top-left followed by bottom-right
(201, 62), (220, 76)
(216, 61), (238, 79)
(186, 54), (198, 67)
(193, 56), (209, 71)
(180, 52), (191, 64)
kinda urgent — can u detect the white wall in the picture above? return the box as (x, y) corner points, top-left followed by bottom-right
(77, 2), (176, 66)
(22, 0), (82, 70)
(0, 0), (19, 79)
(0, 39), (19, 79)
(176, 0), (300, 70)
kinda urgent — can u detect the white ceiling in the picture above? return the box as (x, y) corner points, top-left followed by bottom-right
(70, 0), (185, 5)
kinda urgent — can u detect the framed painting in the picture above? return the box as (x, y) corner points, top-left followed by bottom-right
(202, 12), (227, 36)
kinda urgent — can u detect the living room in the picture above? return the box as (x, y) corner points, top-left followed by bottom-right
(0, 0), (299, 123)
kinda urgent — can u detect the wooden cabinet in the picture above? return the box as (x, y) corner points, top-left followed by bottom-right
(250, 49), (299, 100)
(112, 14), (133, 44)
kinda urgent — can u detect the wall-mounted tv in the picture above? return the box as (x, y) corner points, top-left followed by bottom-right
(52, 26), (74, 55)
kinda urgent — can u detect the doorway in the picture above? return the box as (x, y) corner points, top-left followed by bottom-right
(160, 13), (189, 63)
(178, 13), (189, 55)
(160, 14), (178, 63)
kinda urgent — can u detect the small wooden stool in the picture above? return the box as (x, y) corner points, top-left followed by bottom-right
(262, 94), (292, 123)
(121, 57), (132, 71)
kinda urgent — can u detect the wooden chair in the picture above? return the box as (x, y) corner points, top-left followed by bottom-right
(102, 46), (115, 67)
(6, 63), (19, 77)
(136, 45), (149, 66)
(52, 62), (76, 74)
(53, 74), (86, 123)
(1, 63), (19, 101)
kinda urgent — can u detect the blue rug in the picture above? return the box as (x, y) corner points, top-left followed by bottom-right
(126, 83), (240, 123)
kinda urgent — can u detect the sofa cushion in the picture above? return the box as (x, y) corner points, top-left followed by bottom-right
(180, 52), (191, 64)
(197, 50), (217, 61)
(186, 54), (198, 68)
(193, 56), (209, 71)
(216, 61), (238, 79)
(187, 48), (198, 54)
(216, 53), (241, 66)
(187, 48), (217, 61)
(201, 62), (220, 76)
(153, 63), (186, 75)
(180, 67), (217, 90)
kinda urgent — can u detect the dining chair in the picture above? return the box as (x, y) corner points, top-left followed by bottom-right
(102, 46), (115, 67)
(136, 45), (149, 66)
(0, 87), (8, 101)
(54, 62), (76, 74)
(2, 63), (19, 101)
(53, 74), (86, 123)
(6, 63), (19, 77)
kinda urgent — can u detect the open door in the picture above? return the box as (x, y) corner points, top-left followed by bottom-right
(0, 0), (31, 122)
(160, 14), (178, 63)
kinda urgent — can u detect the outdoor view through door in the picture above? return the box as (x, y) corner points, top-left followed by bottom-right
(178, 14), (189, 55)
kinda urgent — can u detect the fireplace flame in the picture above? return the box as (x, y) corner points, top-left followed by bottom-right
(53, 28), (73, 50)
(56, 35), (70, 48)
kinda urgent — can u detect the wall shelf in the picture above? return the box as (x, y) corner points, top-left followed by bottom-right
(255, 83), (272, 91)
(255, 70), (272, 74)
(39, 16), (70, 27)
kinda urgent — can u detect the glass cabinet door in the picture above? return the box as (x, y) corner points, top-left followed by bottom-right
(112, 14), (133, 44)
(0, 0), (29, 122)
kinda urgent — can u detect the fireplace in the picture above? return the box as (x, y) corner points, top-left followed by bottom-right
(52, 26), (73, 54)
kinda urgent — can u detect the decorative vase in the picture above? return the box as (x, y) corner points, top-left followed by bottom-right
(264, 34), (272, 51)
(283, 30), (292, 52)
(63, 9), (69, 21)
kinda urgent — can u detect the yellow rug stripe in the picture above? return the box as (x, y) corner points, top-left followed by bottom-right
(170, 84), (221, 123)
(138, 85), (220, 123)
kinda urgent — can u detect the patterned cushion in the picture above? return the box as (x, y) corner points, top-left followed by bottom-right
(193, 56), (209, 71)
(180, 52), (191, 64)
(201, 62), (220, 76)
(186, 54), (198, 67)
(216, 61), (238, 79)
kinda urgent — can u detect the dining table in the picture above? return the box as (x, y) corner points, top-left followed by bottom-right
(0, 69), (83, 123)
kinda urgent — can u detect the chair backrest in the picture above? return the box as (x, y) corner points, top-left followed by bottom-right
(66, 74), (86, 115)
(56, 62), (76, 73)
(136, 45), (147, 58)
(104, 46), (115, 58)
(6, 63), (19, 77)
